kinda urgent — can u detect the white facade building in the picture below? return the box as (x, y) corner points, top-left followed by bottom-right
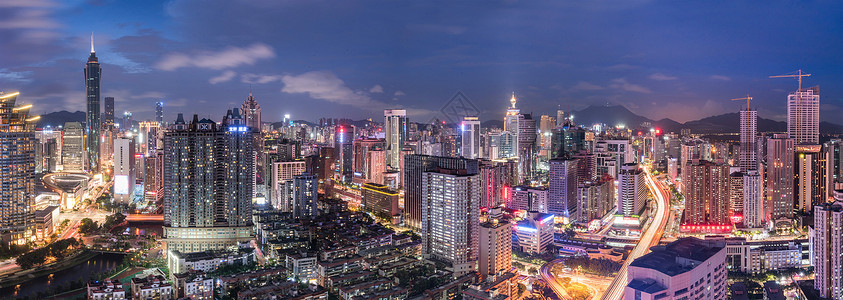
(421, 169), (480, 277)
(461, 116), (481, 159)
(814, 201), (843, 299)
(787, 86), (820, 145)
(514, 212), (554, 254)
(624, 237), (727, 300)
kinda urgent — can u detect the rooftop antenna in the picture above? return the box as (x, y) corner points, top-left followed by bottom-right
(90, 32), (95, 53)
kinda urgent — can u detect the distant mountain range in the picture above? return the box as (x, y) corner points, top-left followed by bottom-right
(36, 106), (843, 134)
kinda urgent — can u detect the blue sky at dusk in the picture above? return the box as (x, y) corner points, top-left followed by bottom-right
(1, 0), (842, 124)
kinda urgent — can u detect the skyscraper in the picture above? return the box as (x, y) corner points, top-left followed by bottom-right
(241, 92), (260, 130)
(334, 124), (354, 182)
(287, 173), (318, 218)
(504, 93), (521, 159)
(739, 106), (757, 172)
(384, 109), (406, 170)
(794, 144), (827, 213)
(460, 116), (481, 159)
(742, 171), (764, 228)
(85, 35), (102, 173)
(787, 86), (820, 145)
(0, 92), (37, 245)
(104, 96), (114, 129)
(421, 168), (480, 277)
(163, 113), (254, 255)
(404, 155), (478, 229)
(814, 201), (843, 299)
(548, 157), (578, 216)
(123, 111), (132, 131)
(517, 113), (537, 181)
(62, 122), (85, 172)
(766, 134), (794, 220)
(155, 101), (164, 124)
(617, 163), (646, 221)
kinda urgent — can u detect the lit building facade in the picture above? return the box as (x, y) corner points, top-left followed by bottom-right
(384, 109), (406, 170)
(460, 116), (481, 159)
(765, 134), (795, 220)
(85, 39), (101, 173)
(163, 113), (254, 255)
(548, 157), (578, 217)
(113, 138), (135, 204)
(61, 121), (84, 172)
(787, 86), (820, 145)
(421, 168), (480, 277)
(0, 91), (37, 245)
(814, 201), (843, 299)
(682, 160), (730, 230)
(404, 154), (478, 229)
(514, 212), (554, 254)
(625, 237), (727, 300)
(478, 208), (511, 281)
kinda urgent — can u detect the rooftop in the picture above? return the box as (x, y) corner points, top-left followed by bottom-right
(629, 237), (724, 276)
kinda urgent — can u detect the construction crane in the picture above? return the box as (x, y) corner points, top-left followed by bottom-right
(731, 95), (753, 110)
(770, 69), (811, 93)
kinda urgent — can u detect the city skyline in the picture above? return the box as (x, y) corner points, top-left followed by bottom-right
(1, 1), (842, 123)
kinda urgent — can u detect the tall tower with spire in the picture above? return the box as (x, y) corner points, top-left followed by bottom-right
(503, 92), (522, 158)
(84, 33), (102, 173)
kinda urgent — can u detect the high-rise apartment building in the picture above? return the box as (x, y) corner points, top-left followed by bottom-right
(460, 116), (481, 159)
(421, 168), (480, 277)
(766, 134), (794, 220)
(334, 124), (354, 182)
(729, 171), (744, 218)
(576, 175), (615, 223)
(113, 138), (135, 204)
(682, 160), (730, 229)
(479, 161), (509, 208)
(508, 186), (548, 213)
(794, 144), (827, 213)
(269, 160), (306, 209)
(739, 107), (758, 172)
(517, 114), (537, 180)
(594, 139), (632, 179)
(478, 208), (511, 281)
(61, 121), (84, 172)
(85, 38), (102, 173)
(0, 92), (37, 245)
(384, 109), (406, 170)
(404, 155), (478, 229)
(548, 157), (578, 216)
(286, 174), (318, 218)
(352, 138), (385, 183)
(162, 113), (254, 255)
(787, 86), (820, 145)
(814, 201), (843, 299)
(742, 171), (764, 228)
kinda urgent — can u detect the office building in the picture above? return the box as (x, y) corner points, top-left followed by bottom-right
(162, 113), (254, 255)
(717, 236), (802, 274)
(478, 208), (511, 280)
(729, 172), (744, 219)
(594, 139), (632, 179)
(361, 182), (399, 217)
(814, 201), (843, 299)
(514, 212), (554, 254)
(624, 237), (727, 300)
(617, 163), (647, 226)
(104, 96), (114, 129)
(404, 154), (478, 229)
(551, 126), (587, 159)
(335, 124), (354, 182)
(479, 162), (510, 208)
(241, 92), (260, 130)
(155, 101), (164, 124)
(113, 138), (135, 204)
(269, 160), (305, 209)
(766, 134), (795, 220)
(352, 138), (385, 183)
(62, 121), (84, 172)
(421, 168), (480, 277)
(787, 86), (820, 145)
(85, 37), (101, 173)
(284, 173), (318, 218)
(517, 113), (537, 180)
(548, 157), (578, 217)
(0, 91), (37, 245)
(384, 109), (406, 170)
(460, 116), (481, 159)
(503, 93), (521, 159)
(508, 186), (548, 213)
(138, 121), (160, 156)
(682, 161), (730, 230)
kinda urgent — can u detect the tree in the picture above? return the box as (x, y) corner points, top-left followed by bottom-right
(103, 212), (126, 230)
(527, 267), (538, 275)
(513, 261), (526, 270)
(16, 248), (48, 269)
(79, 218), (99, 235)
(517, 283), (527, 296)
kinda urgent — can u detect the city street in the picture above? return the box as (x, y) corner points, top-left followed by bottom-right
(601, 166), (671, 300)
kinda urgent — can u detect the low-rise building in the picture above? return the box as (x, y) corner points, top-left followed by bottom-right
(711, 236), (803, 274)
(130, 274), (173, 300)
(168, 247), (255, 274)
(462, 272), (518, 300)
(285, 251), (318, 283)
(624, 237), (727, 300)
(171, 271), (214, 300)
(87, 278), (127, 300)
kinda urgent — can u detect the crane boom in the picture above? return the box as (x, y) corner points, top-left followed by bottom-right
(770, 69), (811, 92)
(731, 95), (753, 110)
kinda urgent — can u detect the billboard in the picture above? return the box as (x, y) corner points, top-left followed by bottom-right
(115, 175), (129, 195)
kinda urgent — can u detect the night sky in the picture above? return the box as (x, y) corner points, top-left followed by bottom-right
(1, 0), (842, 124)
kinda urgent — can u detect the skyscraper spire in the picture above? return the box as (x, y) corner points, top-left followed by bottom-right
(91, 32), (95, 53)
(510, 92), (517, 108)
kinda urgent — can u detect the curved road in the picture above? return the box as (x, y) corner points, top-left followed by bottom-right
(600, 166), (670, 300)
